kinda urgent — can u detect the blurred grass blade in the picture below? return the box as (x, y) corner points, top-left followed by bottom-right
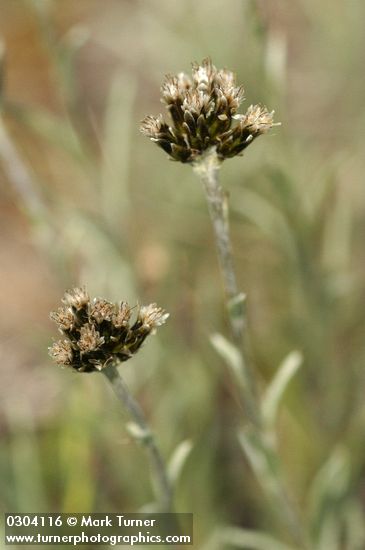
(167, 439), (193, 486)
(262, 351), (302, 429)
(60, 388), (95, 511)
(138, 502), (160, 513)
(0, 117), (46, 220)
(61, 209), (135, 299)
(100, 73), (137, 229)
(219, 526), (298, 550)
(322, 182), (352, 274)
(199, 531), (222, 550)
(343, 499), (365, 550)
(264, 28), (287, 94)
(4, 400), (47, 511)
(234, 189), (297, 261)
(0, 39), (5, 105)
(210, 333), (245, 387)
(316, 515), (341, 550)
(6, 103), (85, 161)
(307, 447), (350, 544)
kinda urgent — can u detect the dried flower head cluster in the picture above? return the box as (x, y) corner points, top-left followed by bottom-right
(49, 287), (169, 373)
(141, 58), (279, 163)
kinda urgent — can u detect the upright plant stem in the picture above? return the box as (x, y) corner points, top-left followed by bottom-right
(194, 149), (242, 344)
(103, 364), (173, 512)
(194, 149), (260, 427)
(194, 149), (308, 547)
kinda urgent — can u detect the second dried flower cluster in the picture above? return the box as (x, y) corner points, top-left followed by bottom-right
(49, 287), (169, 373)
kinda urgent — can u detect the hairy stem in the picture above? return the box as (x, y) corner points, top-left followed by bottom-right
(194, 149), (260, 427)
(194, 149), (242, 343)
(103, 364), (173, 512)
(194, 149), (308, 547)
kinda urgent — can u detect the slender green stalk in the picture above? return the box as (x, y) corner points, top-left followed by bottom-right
(103, 364), (173, 512)
(194, 149), (309, 548)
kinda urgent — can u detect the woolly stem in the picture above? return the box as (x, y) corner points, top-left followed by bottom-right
(194, 149), (260, 427)
(103, 364), (173, 512)
(194, 149), (242, 341)
(194, 149), (309, 547)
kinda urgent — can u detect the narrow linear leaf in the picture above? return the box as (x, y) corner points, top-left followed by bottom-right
(167, 439), (193, 486)
(322, 182), (352, 273)
(238, 429), (278, 497)
(308, 446), (350, 543)
(210, 333), (245, 386)
(317, 515), (341, 550)
(210, 333), (260, 423)
(262, 351), (303, 428)
(5, 103), (84, 160)
(343, 499), (365, 550)
(238, 429), (303, 543)
(126, 421), (150, 442)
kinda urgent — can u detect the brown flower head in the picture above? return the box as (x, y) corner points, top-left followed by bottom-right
(49, 340), (73, 365)
(78, 324), (105, 353)
(112, 302), (132, 328)
(62, 287), (90, 311)
(50, 306), (75, 332)
(90, 298), (115, 324)
(49, 288), (168, 373)
(137, 304), (170, 331)
(141, 58), (279, 163)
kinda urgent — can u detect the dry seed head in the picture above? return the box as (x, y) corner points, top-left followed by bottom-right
(141, 57), (279, 163)
(192, 57), (215, 91)
(182, 89), (213, 116)
(240, 104), (277, 135)
(90, 298), (115, 324)
(161, 73), (192, 104)
(50, 306), (75, 331)
(48, 340), (73, 365)
(78, 324), (104, 353)
(112, 302), (132, 328)
(49, 287), (168, 373)
(138, 304), (169, 330)
(140, 114), (166, 138)
(62, 287), (89, 310)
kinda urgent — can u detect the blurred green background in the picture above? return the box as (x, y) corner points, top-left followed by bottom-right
(0, 0), (365, 548)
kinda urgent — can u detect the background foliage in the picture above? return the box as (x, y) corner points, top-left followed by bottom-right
(0, 1), (365, 548)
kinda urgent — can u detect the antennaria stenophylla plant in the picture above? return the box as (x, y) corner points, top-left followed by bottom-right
(141, 57), (310, 547)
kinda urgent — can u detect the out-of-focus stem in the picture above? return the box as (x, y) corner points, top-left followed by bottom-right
(103, 364), (173, 512)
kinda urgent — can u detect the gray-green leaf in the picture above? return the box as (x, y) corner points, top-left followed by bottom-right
(262, 351), (303, 429)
